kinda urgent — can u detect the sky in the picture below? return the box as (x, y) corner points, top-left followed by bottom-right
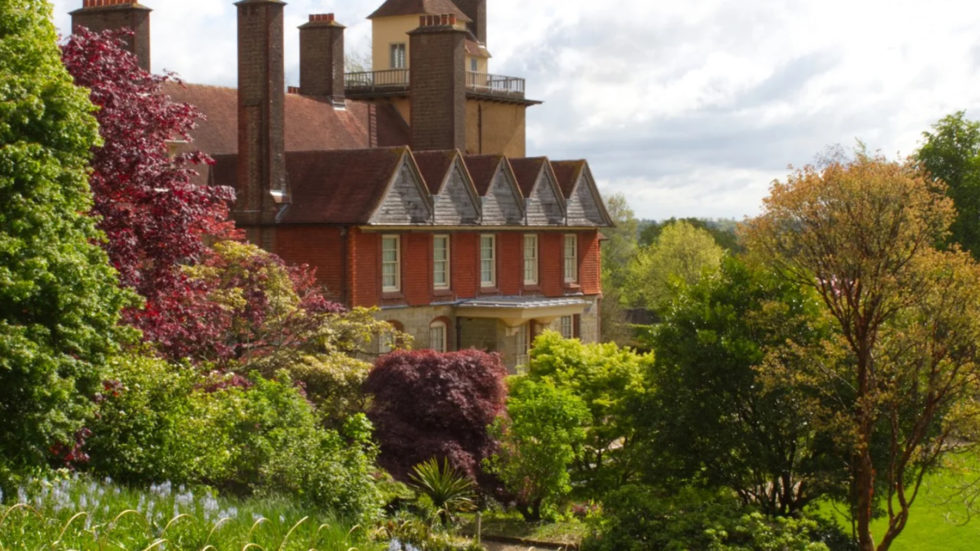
(49, 0), (980, 221)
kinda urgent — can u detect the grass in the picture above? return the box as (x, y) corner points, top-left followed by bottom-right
(460, 510), (588, 547)
(0, 472), (385, 550)
(814, 453), (980, 550)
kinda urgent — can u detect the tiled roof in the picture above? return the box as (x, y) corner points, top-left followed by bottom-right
(210, 148), (410, 225)
(412, 150), (457, 193)
(550, 160), (586, 198)
(368, 0), (471, 21)
(462, 155), (504, 195)
(162, 82), (409, 157)
(508, 157), (548, 196)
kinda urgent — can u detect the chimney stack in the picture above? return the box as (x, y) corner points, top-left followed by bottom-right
(452, 0), (486, 44)
(70, 0), (152, 71)
(298, 13), (346, 106)
(235, 0), (287, 232)
(409, 14), (467, 152)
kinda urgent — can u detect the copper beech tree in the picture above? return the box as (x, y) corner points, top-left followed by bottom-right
(743, 151), (980, 551)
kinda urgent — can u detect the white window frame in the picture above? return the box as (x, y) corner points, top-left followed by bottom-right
(563, 234), (578, 284)
(516, 322), (530, 369)
(382, 234), (401, 293)
(523, 234), (538, 285)
(560, 315), (574, 339)
(480, 234), (496, 288)
(429, 320), (448, 353)
(390, 43), (406, 69)
(433, 235), (451, 290)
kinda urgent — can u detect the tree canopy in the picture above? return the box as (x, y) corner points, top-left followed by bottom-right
(0, 0), (133, 491)
(917, 111), (980, 258)
(626, 219), (725, 310)
(743, 150), (980, 551)
(61, 28), (236, 342)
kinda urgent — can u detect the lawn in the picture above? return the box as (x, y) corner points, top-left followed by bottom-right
(817, 453), (980, 550)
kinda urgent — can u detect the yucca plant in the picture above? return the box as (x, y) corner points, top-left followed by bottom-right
(407, 458), (475, 526)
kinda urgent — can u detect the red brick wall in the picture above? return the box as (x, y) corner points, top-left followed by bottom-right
(453, 232), (478, 298)
(497, 232), (522, 295)
(579, 230), (601, 295)
(403, 233), (432, 305)
(539, 232), (563, 297)
(274, 226), (346, 303)
(349, 228), (379, 307)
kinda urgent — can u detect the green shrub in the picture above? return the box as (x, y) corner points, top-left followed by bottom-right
(83, 361), (381, 521)
(84, 352), (197, 484)
(582, 485), (829, 551)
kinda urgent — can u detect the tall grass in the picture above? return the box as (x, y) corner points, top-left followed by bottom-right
(0, 471), (385, 550)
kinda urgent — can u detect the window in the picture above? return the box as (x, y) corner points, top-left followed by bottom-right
(470, 58), (478, 72)
(563, 234), (578, 283)
(382, 235), (400, 292)
(390, 43), (406, 69)
(560, 315), (574, 339)
(429, 320), (447, 353)
(523, 234), (538, 285)
(379, 320), (402, 354)
(516, 322), (530, 369)
(480, 234), (496, 287)
(433, 235), (450, 290)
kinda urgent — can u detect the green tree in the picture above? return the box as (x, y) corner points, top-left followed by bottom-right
(639, 217), (741, 251)
(525, 331), (651, 496)
(917, 111), (980, 258)
(0, 0), (133, 497)
(643, 256), (842, 516)
(599, 193), (639, 343)
(486, 377), (590, 521)
(626, 220), (725, 310)
(743, 150), (980, 551)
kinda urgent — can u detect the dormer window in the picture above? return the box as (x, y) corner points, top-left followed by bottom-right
(390, 43), (406, 69)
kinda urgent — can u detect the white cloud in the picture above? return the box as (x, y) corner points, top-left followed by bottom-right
(49, 0), (980, 220)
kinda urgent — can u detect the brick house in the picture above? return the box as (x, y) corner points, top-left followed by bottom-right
(70, 0), (613, 369)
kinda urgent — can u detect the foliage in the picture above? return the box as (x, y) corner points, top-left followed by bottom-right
(0, 0), (135, 494)
(641, 256), (843, 515)
(364, 349), (508, 488)
(486, 377), (590, 521)
(0, 472), (383, 550)
(916, 111), (980, 258)
(82, 352), (197, 484)
(626, 219), (725, 310)
(581, 485), (830, 551)
(159, 240), (396, 427)
(524, 331), (651, 497)
(743, 150), (980, 550)
(61, 28), (237, 341)
(639, 216), (741, 251)
(79, 361), (381, 521)
(408, 458), (475, 525)
(598, 193), (639, 344)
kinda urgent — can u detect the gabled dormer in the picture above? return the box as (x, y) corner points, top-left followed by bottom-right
(413, 150), (482, 225)
(552, 160), (614, 227)
(510, 157), (566, 226)
(465, 155), (525, 226)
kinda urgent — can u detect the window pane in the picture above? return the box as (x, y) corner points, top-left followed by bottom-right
(429, 323), (446, 353)
(481, 235), (494, 285)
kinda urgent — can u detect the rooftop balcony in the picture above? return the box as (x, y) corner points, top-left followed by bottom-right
(344, 70), (529, 102)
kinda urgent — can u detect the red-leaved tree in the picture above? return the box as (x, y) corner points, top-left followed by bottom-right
(61, 28), (237, 342)
(364, 349), (508, 485)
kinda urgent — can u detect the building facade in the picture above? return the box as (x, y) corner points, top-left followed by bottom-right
(70, 0), (612, 370)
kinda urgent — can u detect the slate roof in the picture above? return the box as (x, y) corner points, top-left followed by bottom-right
(463, 155), (506, 196)
(162, 82), (410, 157)
(210, 148), (412, 225)
(550, 160), (586, 198)
(368, 0), (471, 20)
(412, 150), (457, 194)
(508, 157), (549, 197)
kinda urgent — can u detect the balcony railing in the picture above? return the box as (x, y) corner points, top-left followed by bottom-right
(344, 69), (526, 99)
